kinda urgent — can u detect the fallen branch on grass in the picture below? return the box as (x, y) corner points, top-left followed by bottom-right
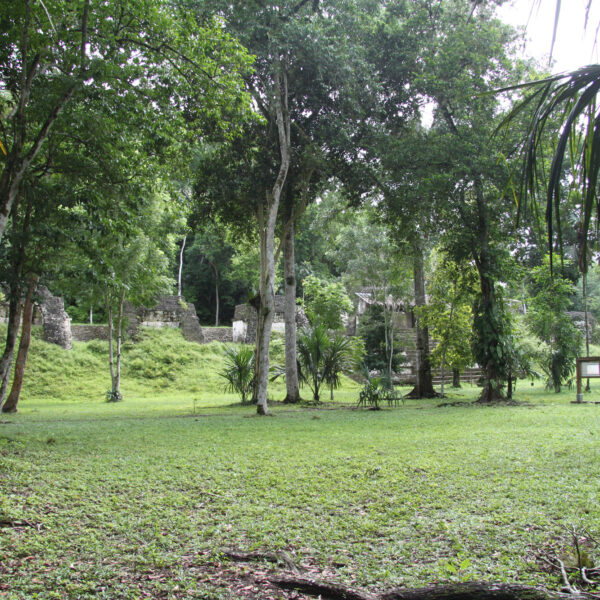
(269, 577), (574, 600)
(269, 574), (376, 600)
(0, 519), (42, 530)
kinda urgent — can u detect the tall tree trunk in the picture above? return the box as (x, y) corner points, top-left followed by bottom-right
(452, 367), (461, 388)
(178, 234), (187, 298)
(0, 291), (23, 410)
(407, 243), (436, 398)
(440, 350), (446, 398)
(114, 288), (125, 399)
(213, 267), (220, 327)
(254, 67), (291, 415)
(106, 289), (116, 400)
(388, 308), (395, 383)
(2, 274), (38, 413)
(0, 191), (31, 410)
(471, 183), (506, 404)
(583, 272), (591, 391)
(475, 269), (506, 403)
(255, 204), (278, 415)
(283, 221), (302, 403)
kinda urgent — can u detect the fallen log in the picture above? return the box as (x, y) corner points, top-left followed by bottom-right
(270, 577), (576, 600)
(269, 574), (376, 600)
(381, 582), (574, 600)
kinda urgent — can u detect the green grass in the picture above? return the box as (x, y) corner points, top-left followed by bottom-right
(2, 330), (600, 598)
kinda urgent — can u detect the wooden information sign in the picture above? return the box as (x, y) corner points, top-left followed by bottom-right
(575, 356), (600, 403)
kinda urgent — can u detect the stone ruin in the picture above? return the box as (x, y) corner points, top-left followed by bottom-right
(0, 292), (205, 348)
(232, 295), (309, 344)
(36, 286), (73, 349)
(0, 286), (73, 349)
(126, 295), (205, 343)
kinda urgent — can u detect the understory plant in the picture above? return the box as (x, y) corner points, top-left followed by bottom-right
(527, 258), (582, 393)
(297, 325), (361, 403)
(357, 369), (401, 409)
(220, 346), (255, 403)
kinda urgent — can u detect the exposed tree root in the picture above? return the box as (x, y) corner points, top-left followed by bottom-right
(404, 388), (441, 400)
(269, 577), (571, 600)
(380, 582), (571, 600)
(269, 574), (376, 600)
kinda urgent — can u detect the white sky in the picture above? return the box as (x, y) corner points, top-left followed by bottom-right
(498, 0), (600, 72)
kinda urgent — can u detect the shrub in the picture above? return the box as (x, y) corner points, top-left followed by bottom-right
(219, 346), (255, 403)
(357, 371), (401, 409)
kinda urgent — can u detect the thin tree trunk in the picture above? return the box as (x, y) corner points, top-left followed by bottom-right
(107, 289), (116, 398)
(178, 234), (187, 297)
(0, 191), (30, 410)
(254, 67), (291, 416)
(114, 287), (125, 399)
(2, 274), (38, 413)
(213, 265), (220, 327)
(0, 292), (23, 411)
(440, 350), (446, 398)
(407, 243), (436, 398)
(583, 272), (590, 391)
(89, 306), (93, 324)
(283, 220), (302, 403)
(388, 307), (395, 382)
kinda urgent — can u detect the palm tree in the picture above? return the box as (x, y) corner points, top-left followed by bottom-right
(297, 324), (330, 403)
(220, 346), (255, 404)
(322, 332), (354, 402)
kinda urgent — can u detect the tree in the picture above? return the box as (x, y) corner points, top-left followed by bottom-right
(372, 0), (528, 402)
(63, 191), (179, 402)
(527, 256), (582, 392)
(416, 253), (477, 397)
(0, 0), (253, 246)
(301, 275), (353, 332)
(328, 208), (412, 383)
(184, 224), (235, 326)
(297, 324), (330, 404)
(296, 324), (359, 403)
(194, 0), (379, 413)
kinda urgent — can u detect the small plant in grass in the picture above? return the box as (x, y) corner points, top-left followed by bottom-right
(219, 346), (255, 404)
(357, 370), (400, 409)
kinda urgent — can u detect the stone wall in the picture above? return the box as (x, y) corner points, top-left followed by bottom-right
(202, 327), (234, 343)
(37, 286), (72, 350)
(232, 296), (309, 344)
(127, 296), (205, 344)
(71, 325), (110, 342)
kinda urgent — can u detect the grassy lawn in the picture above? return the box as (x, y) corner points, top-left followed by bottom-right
(2, 330), (600, 598)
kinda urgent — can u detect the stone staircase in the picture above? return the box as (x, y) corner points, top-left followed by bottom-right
(395, 327), (481, 386)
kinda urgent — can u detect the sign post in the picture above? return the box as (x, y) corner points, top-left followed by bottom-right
(575, 357), (600, 403)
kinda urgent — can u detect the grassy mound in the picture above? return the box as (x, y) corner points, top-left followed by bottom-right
(16, 326), (359, 408)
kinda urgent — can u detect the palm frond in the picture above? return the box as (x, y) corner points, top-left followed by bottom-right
(504, 65), (600, 272)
